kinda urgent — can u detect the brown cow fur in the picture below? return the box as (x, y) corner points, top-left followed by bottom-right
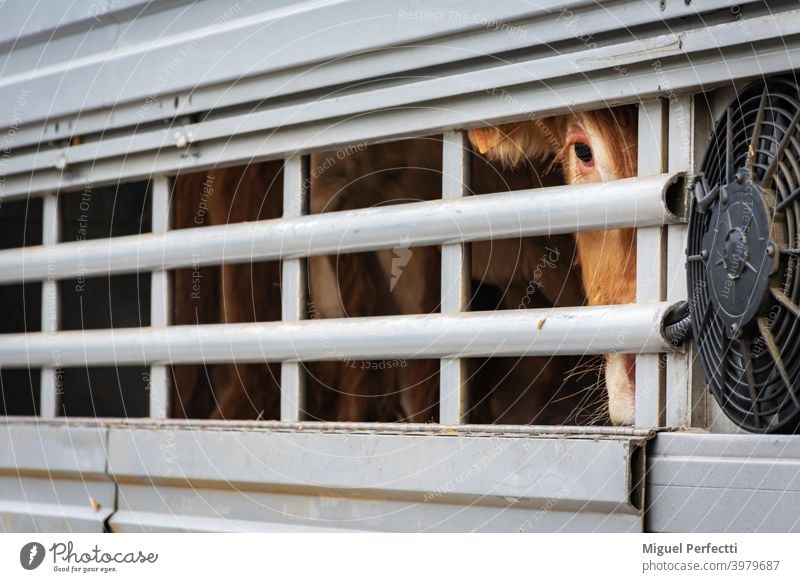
(170, 129), (606, 424)
(467, 105), (639, 425)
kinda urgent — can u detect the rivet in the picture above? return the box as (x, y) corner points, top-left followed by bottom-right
(174, 129), (191, 149)
(54, 153), (67, 171)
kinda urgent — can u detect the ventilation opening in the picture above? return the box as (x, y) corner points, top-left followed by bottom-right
(628, 442), (646, 512)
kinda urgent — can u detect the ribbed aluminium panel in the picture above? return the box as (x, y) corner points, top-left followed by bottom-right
(0, 1), (789, 197)
(107, 425), (648, 532)
(647, 433), (800, 532)
(0, 0), (754, 139)
(0, 424), (114, 532)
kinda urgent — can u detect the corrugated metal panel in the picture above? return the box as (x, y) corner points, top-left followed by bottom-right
(1, 1), (790, 197)
(647, 433), (800, 532)
(0, 424), (114, 532)
(106, 425), (648, 532)
(0, 0), (754, 140)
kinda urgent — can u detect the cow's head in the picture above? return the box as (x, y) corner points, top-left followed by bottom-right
(468, 106), (639, 425)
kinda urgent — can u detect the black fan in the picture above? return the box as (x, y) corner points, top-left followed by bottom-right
(686, 76), (800, 433)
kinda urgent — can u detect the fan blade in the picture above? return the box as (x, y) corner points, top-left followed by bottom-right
(778, 245), (800, 256)
(771, 287), (800, 318)
(756, 316), (800, 408)
(776, 185), (800, 212)
(738, 334), (764, 429)
(749, 85), (770, 177)
(763, 106), (800, 189)
(726, 106), (734, 184)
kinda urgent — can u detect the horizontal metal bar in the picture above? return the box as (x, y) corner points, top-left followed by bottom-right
(0, 173), (684, 284)
(0, 416), (654, 438)
(0, 302), (672, 368)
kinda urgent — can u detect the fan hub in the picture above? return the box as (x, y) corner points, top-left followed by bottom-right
(722, 227), (749, 279)
(702, 175), (776, 337)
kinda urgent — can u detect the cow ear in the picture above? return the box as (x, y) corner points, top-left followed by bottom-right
(467, 120), (559, 169)
(467, 126), (505, 154)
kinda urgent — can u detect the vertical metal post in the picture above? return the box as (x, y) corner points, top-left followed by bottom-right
(40, 192), (60, 418)
(635, 100), (667, 428)
(665, 94), (706, 428)
(149, 175), (172, 419)
(281, 155), (309, 422)
(439, 132), (470, 425)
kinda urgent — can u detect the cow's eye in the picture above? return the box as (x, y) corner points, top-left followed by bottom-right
(574, 142), (593, 164)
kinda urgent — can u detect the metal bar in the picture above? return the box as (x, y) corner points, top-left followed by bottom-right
(149, 175), (171, 419)
(281, 156), (309, 422)
(635, 100), (667, 429)
(439, 131), (470, 425)
(39, 192), (60, 418)
(665, 94), (705, 428)
(0, 415), (654, 437)
(0, 303), (672, 368)
(0, 416), (654, 438)
(0, 173), (684, 285)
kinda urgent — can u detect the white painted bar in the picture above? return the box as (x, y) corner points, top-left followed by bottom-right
(0, 303), (672, 368)
(439, 131), (470, 425)
(665, 95), (703, 428)
(0, 173), (684, 285)
(281, 156), (308, 422)
(149, 175), (171, 419)
(635, 100), (668, 429)
(39, 192), (60, 418)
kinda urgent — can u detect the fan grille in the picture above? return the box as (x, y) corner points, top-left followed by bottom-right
(688, 76), (800, 433)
